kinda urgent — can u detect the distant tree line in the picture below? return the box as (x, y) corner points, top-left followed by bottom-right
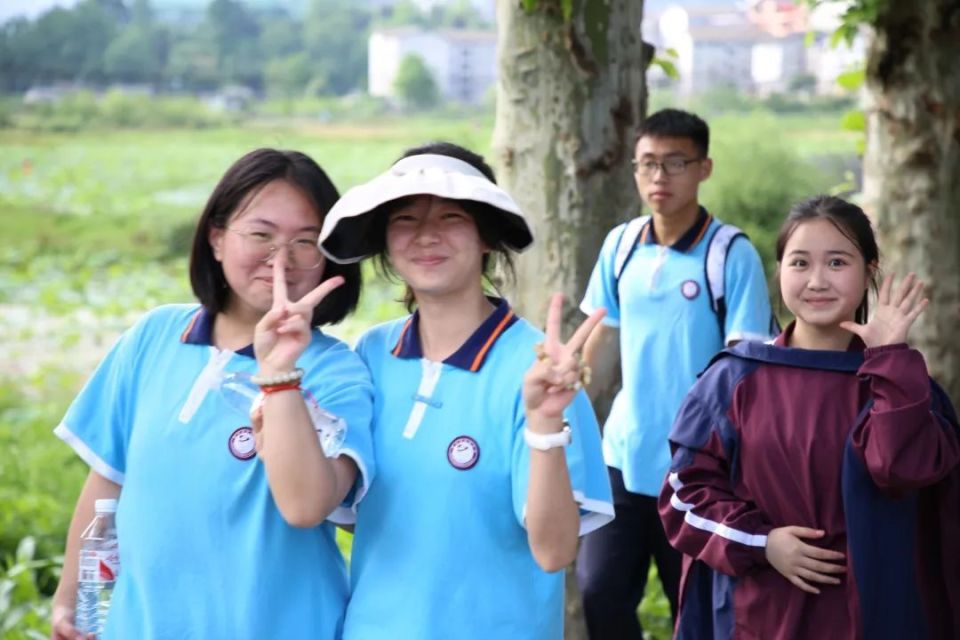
(0, 0), (489, 96)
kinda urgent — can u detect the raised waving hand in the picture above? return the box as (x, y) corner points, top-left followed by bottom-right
(839, 273), (928, 348)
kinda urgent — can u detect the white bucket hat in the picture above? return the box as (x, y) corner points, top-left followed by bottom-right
(318, 153), (534, 264)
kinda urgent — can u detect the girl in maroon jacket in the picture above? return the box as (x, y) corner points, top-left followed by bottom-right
(659, 195), (960, 640)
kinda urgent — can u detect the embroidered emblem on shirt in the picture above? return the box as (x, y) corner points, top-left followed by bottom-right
(228, 427), (256, 460)
(680, 279), (700, 300)
(447, 435), (480, 470)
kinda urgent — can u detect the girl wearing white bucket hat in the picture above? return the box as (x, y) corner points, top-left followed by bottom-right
(321, 142), (614, 640)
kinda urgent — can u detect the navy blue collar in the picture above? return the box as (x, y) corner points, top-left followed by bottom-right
(391, 297), (518, 372)
(721, 322), (866, 373)
(180, 307), (256, 358)
(644, 206), (713, 252)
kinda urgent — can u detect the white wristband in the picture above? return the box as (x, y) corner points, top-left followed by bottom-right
(524, 423), (572, 450)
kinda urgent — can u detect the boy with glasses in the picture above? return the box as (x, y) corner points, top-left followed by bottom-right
(575, 109), (775, 639)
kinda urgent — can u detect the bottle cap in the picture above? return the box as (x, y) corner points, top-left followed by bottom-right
(94, 498), (118, 513)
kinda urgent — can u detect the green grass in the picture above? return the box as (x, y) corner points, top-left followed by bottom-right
(0, 119), (493, 264)
(638, 566), (674, 640)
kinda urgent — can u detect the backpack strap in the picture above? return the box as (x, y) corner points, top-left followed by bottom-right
(614, 215), (650, 282)
(703, 223), (745, 338)
(612, 216), (778, 342)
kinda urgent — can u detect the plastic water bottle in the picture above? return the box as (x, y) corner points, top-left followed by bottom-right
(75, 498), (119, 637)
(220, 372), (347, 456)
(303, 395), (347, 457)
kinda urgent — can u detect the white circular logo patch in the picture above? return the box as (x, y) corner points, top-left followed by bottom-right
(228, 427), (256, 460)
(681, 279), (701, 300)
(447, 436), (480, 470)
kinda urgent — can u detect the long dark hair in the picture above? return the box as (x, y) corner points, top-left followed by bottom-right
(189, 148), (361, 325)
(775, 195), (879, 323)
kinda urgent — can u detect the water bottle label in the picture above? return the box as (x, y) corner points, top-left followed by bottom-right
(79, 549), (119, 583)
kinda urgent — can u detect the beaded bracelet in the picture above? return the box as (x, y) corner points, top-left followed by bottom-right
(250, 368), (304, 387)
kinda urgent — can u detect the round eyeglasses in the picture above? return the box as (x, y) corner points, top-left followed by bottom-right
(227, 228), (324, 270)
(632, 157), (702, 177)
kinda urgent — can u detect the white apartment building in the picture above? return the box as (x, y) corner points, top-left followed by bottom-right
(646, 0), (864, 96)
(368, 27), (497, 105)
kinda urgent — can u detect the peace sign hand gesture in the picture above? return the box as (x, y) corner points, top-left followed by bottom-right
(839, 273), (928, 348)
(254, 252), (344, 374)
(523, 293), (607, 420)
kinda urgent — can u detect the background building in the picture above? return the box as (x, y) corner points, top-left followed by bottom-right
(369, 27), (497, 104)
(645, 0), (865, 96)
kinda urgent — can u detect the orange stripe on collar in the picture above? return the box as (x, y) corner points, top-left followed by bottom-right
(392, 317), (414, 357)
(180, 309), (201, 343)
(469, 310), (516, 372)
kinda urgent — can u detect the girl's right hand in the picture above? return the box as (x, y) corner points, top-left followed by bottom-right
(254, 251), (344, 376)
(522, 293), (606, 421)
(765, 526), (846, 594)
(51, 604), (93, 640)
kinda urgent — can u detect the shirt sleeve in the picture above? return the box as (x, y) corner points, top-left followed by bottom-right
(53, 320), (147, 485)
(511, 390), (615, 536)
(580, 224), (627, 327)
(659, 387), (772, 577)
(852, 344), (960, 491)
(302, 340), (375, 525)
(722, 237), (775, 345)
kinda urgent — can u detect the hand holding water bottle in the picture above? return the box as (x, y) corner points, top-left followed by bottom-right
(56, 499), (118, 640)
(51, 605), (94, 640)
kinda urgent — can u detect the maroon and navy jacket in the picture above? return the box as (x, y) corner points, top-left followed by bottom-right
(658, 329), (960, 640)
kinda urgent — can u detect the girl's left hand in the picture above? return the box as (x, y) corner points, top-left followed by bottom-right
(523, 293), (606, 419)
(254, 252), (344, 374)
(840, 273), (928, 348)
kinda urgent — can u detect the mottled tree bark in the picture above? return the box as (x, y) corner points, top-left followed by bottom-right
(493, 1), (648, 637)
(493, 0), (648, 329)
(861, 0), (960, 404)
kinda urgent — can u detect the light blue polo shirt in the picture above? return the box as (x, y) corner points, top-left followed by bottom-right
(581, 209), (773, 497)
(344, 298), (613, 640)
(54, 304), (375, 640)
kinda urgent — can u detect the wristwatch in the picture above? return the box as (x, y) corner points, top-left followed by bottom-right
(524, 422), (573, 450)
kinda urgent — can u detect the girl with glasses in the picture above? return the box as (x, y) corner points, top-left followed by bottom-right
(51, 149), (375, 640)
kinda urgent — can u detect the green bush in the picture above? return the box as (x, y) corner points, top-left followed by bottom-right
(0, 98), (16, 128)
(0, 370), (86, 581)
(256, 94), (391, 121)
(703, 114), (835, 275)
(0, 537), (58, 639)
(163, 219), (199, 259)
(761, 92), (856, 114)
(12, 92), (237, 131)
(638, 566), (673, 639)
(393, 54), (440, 110)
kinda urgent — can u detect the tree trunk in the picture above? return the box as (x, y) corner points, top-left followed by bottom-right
(493, 1), (648, 637)
(492, 0), (648, 327)
(861, 0), (960, 405)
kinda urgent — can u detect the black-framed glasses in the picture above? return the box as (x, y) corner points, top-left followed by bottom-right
(632, 157), (703, 176)
(226, 228), (324, 270)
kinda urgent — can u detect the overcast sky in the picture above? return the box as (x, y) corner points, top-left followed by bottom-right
(1, 0), (79, 25)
